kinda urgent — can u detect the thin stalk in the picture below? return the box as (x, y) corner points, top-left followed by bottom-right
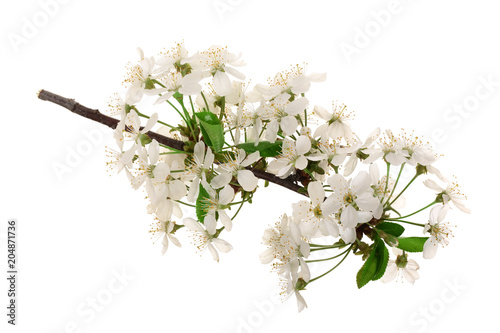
(231, 200), (246, 220)
(307, 245), (353, 284)
(388, 173), (419, 207)
(396, 201), (437, 220)
(383, 162), (391, 197)
(135, 110), (174, 129)
(200, 91), (210, 112)
(384, 163), (405, 206)
(306, 247), (351, 263)
(383, 219), (425, 227)
(189, 95), (196, 113)
(175, 200), (196, 208)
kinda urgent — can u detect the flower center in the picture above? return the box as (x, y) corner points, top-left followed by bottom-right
(344, 193), (356, 205)
(313, 205), (323, 219)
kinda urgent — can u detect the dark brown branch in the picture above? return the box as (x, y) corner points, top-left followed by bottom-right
(38, 89), (185, 151)
(251, 169), (305, 194)
(38, 89), (307, 197)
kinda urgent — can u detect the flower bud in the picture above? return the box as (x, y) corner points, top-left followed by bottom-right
(396, 252), (409, 268)
(295, 278), (308, 291)
(138, 133), (152, 146)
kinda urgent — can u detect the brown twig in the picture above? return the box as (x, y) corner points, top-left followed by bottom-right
(38, 89), (307, 197)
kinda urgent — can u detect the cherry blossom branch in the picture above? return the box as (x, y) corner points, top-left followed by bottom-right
(37, 89), (307, 197)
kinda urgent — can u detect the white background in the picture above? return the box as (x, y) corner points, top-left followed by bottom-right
(1, 0), (499, 332)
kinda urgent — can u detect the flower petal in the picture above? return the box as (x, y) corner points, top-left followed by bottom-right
(212, 238), (233, 253)
(295, 136), (311, 155)
(218, 210), (233, 231)
(340, 205), (358, 228)
(423, 238), (438, 259)
(280, 116), (298, 136)
(237, 169), (258, 192)
(307, 181), (325, 206)
(204, 214), (217, 235)
(218, 185), (235, 205)
(212, 71), (232, 96)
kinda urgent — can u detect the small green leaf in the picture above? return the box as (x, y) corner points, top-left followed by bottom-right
(356, 248), (378, 289)
(196, 183), (210, 223)
(357, 238), (389, 287)
(237, 141), (282, 157)
(195, 112), (224, 152)
(397, 237), (429, 253)
(372, 241), (389, 281)
(376, 222), (405, 237)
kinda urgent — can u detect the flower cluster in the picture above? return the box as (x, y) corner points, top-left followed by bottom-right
(106, 42), (470, 311)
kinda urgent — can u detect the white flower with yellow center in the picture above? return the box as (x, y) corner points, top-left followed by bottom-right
(365, 129), (409, 166)
(260, 214), (310, 278)
(211, 149), (260, 192)
(307, 140), (350, 167)
(267, 136), (312, 178)
(327, 172), (382, 243)
(183, 217), (233, 262)
(260, 214), (310, 311)
(114, 109), (158, 153)
(123, 48), (157, 104)
(153, 71), (202, 105)
(343, 128), (381, 177)
(149, 218), (181, 255)
(225, 99), (254, 145)
(255, 64), (325, 99)
(200, 180), (235, 233)
(146, 160), (187, 208)
(423, 204), (454, 259)
(381, 248), (420, 284)
(292, 181), (340, 237)
(313, 102), (355, 143)
(399, 130), (438, 166)
(155, 41), (191, 73)
(262, 94), (309, 142)
(130, 139), (160, 190)
(185, 141), (215, 202)
(423, 178), (470, 214)
(105, 144), (135, 176)
(200, 45), (245, 96)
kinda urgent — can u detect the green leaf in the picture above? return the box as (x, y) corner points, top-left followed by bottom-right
(376, 222), (405, 237)
(195, 112), (224, 152)
(372, 241), (389, 281)
(237, 141), (282, 157)
(397, 237), (429, 253)
(196, 183), (210, 223)
(356, 247), (379, 289)
(356, 238), (389, 287)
